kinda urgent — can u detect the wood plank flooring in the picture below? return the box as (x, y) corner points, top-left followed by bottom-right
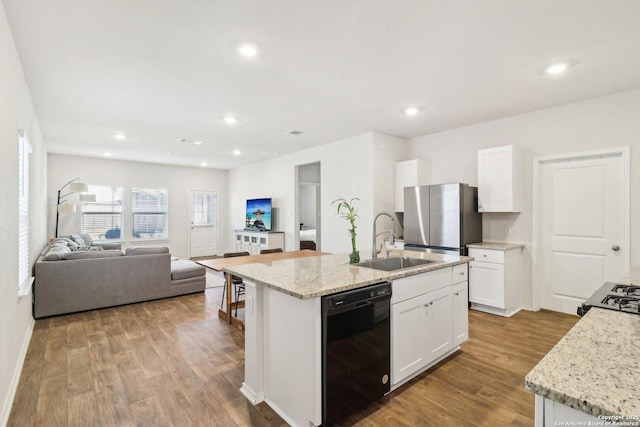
(8, 288), (578, 426)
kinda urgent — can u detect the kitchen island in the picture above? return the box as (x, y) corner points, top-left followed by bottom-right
(525, 268), (640, 426)
(225, 250), (471, 427)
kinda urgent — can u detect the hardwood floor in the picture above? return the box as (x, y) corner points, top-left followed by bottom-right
(8, 289), (578, 426)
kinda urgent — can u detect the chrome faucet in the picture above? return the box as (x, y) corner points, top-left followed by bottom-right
(372, 212), (396, 259)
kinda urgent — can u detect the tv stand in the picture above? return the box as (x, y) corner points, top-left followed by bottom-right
(235, 230), (285, 254)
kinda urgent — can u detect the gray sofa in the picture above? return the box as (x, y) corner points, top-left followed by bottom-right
(34, 238), (206, 318)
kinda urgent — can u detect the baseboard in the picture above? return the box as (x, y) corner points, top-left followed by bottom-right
(0, 317), (35, 427)
(240, 382), (264, 405)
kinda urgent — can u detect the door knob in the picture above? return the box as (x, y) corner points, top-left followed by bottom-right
(612, 245), (620, 252)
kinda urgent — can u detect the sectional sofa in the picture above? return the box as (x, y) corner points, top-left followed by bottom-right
(33, 235), (206, 318)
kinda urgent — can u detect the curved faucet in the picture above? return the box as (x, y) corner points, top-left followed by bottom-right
(372, 212), (396, 259)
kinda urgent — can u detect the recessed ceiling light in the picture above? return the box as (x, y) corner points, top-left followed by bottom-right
(114, 133), (126, 140)
(201, 162), (208, 167)
(103, 152), (112, 157)
(233, 149), (241, 156)
(224, 116), (238, 125)
(404, 107), (419, 116)
(545, 62), (568, 75)
(237, 43), (258, 57)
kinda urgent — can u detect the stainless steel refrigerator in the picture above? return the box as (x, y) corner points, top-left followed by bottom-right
(403, 183), (482, 255)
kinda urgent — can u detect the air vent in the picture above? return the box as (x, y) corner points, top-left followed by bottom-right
(180, 138), (203, 145)
(288, 130), (303, 135)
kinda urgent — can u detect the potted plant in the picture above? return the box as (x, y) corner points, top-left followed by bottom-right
(332, 197), (360, 264)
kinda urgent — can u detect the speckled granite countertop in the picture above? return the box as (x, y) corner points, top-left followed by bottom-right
(225, 250), (470, 299)
(467, 242), (525, 251)
(525, 307), (640, 417)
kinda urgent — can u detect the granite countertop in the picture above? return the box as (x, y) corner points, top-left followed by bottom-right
(467, 241), (525, 251)
(225, 250), (471, 299)
(525, 307), (640, 417)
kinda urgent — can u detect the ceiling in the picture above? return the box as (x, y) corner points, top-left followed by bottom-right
(4, 0), (640, 170)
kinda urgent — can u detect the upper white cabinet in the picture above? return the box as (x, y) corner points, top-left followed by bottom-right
(477, 145), (521, 212)
(395, 159), (428, 212)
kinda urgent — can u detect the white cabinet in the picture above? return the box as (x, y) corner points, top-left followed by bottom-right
(477, 145), (521, 212)
(395, 159), (428, 212)
(469, 247), (522, 317)
(234, 230), (284, 254)
(534, 395), (599, 427)
(391, 265), (468, 387)
(452, 264), (469, 346)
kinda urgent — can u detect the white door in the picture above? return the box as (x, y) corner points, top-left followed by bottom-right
(539, 151), (627, 314)
(189, 190), (218, 257)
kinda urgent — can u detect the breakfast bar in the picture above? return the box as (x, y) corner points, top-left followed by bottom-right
(224, 250), (471, 426)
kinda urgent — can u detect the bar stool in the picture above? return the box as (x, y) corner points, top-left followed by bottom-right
(221, 252), (249, 316)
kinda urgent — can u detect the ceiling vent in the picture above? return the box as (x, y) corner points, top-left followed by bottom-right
(288, 130), (303, 135)
(180, 138), (203, 145)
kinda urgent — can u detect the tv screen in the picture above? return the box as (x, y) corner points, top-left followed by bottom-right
(246, 198), (272, 231)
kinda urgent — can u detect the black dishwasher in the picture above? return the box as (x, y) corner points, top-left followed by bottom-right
(321, 282), (391, 426)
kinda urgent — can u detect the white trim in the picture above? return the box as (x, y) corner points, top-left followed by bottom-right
(532, 146), (630, 311)
(18, 276), (34, 297)
(0, 317), (34, 427)
(240, 382), (265, 405)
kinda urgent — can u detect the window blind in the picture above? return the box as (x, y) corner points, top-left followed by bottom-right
(132, 188), (168, 239)
(81, 185), (124, 240)
(18, 131), (31, 289)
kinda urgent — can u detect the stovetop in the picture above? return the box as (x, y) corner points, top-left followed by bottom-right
(578, 282), (640, 316)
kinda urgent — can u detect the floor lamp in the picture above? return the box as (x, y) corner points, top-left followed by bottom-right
(55, 178), (95, 238)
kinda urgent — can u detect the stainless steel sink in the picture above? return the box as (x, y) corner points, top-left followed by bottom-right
(354, 256), (440, 272)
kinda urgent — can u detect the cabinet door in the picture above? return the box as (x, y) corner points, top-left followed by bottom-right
(469, 261), (505, 308)
(392, 294), (428, 385)
(452, 282), (469, 346)
(423, 286), (453, 363)
(478, 145), (521, 212)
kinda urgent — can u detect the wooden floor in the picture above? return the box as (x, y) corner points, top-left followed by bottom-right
(8, 289), (578, 426)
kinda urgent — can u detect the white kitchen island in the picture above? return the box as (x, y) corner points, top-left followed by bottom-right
(225, 250), (471, 427)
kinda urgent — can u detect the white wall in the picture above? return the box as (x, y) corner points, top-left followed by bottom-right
(48, 154), (228, 259)
(228, 132), (409, 257)
(409, 88), (640, 309)
(0, 3), (48, 424)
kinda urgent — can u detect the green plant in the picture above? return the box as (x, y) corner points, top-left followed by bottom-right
(332, 197), (359, 255)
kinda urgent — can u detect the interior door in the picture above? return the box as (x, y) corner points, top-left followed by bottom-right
(189, 190), (218, 257)
(540, 153), (625, 314)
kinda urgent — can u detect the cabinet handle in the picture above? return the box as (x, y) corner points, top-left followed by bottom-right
(454, 292), (459, 296)
(459, 272), (465, 275)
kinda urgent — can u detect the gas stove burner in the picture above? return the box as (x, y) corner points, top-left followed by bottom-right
(611, 284), (640, 295)
(579, 282), (640, 316)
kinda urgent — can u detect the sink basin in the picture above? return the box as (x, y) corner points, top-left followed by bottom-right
(354, 256), (440, 272)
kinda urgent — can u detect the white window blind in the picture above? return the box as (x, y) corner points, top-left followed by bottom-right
(81, 185), (124, 240)
(132, 187), (168, 239)
(18, 130), (32, 289)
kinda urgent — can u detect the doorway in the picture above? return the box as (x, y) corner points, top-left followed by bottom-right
(189, 189), (219, 257)
(296, 162), (321, 251)
(533, 147), (629, 314)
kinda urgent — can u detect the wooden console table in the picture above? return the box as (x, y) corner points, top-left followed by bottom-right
(196, 250), (326, 330)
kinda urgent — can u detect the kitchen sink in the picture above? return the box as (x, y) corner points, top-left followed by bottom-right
(354, 256), (440, 272)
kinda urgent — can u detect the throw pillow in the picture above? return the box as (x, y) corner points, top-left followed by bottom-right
(70, 234), (86, 245)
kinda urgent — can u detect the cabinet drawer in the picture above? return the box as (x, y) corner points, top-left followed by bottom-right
(392, 267), (452, 304)
(452, 264), (468, 284)
(469, 248), (504, 264)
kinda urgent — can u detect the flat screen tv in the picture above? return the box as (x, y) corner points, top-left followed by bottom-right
(245, 198), (272, 231)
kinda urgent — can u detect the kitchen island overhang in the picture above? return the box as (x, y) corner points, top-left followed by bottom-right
(226, 251), (471, 427)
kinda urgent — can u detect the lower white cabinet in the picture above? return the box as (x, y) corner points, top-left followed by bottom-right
(452, 282), (469, 346)
(468, 246), (522, 317)
(391, 264), (468, 387)
(234, 230), (284, 254)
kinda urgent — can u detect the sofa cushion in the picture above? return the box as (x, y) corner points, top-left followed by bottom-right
(70, 234), (86, 245)
(125, 247), (169, 256)
(171, 260), (206, 281)
(43, 244), (72, 260)
(62, 250), (124, 260)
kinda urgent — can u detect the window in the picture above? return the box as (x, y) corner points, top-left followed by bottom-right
(132, 187), (168, 239)
(18, 130), (31, 289)
(81, 185), (124, 240)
